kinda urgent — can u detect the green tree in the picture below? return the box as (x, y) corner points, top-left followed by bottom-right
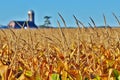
(44, 16), (51, 27)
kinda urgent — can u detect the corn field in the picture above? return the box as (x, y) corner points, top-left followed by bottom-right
(0, 14), (120, 80)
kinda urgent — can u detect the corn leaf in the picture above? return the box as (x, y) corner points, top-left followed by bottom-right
(113, 69), (120, 80)
(50, 73), (60, 80)
(25, 70), (33, 78)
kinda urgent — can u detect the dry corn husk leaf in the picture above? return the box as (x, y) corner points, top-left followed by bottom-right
(56, 61), (64, 73)
(0, 65), (8, 80)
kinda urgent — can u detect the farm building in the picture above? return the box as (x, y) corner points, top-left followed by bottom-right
(8, 10), (38, 29)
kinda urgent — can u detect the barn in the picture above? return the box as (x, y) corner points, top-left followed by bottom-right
(8, 10), (38, 29)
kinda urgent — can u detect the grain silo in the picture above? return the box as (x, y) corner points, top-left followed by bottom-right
(28, 10), (35, 22)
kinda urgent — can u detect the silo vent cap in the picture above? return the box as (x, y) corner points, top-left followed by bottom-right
(28, 10), (34, 14)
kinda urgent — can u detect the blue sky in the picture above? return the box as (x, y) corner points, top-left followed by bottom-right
(0, 0), (120, 27)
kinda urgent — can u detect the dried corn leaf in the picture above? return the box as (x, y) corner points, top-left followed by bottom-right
(0, 65), (8, 80)
(56, 61), (64, 73)
(61, 70), (67, 80)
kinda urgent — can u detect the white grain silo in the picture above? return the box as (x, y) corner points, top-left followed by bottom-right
(28, 10), (34, 22)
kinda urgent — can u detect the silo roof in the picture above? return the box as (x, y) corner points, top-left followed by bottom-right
(28, 10), (34, 14)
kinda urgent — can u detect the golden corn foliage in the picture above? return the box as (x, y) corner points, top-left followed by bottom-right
(0, 28), (120, 80)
